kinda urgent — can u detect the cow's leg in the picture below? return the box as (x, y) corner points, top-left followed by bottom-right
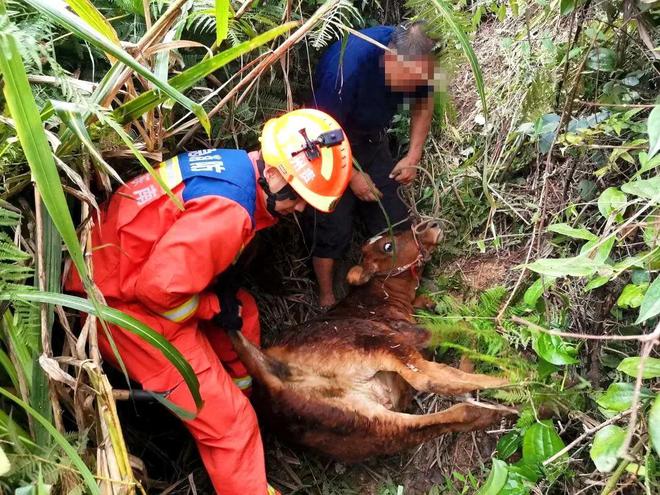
(302, 401), (513, 462)
(374, 348), (507, 395)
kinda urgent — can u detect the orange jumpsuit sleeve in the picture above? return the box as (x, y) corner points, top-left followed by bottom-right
(134, 196), (252, 322)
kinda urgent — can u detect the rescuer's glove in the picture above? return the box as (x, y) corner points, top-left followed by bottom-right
(212, 265), (244, 332)
(214, 286), (243, 332)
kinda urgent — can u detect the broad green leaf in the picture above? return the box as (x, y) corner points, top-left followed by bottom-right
(613, 250), (655, 272)
(590, 425), (625, 472)
(498, 468), (534, 494)
(522, 420), (566, 465)
(649, 394), (660, 457)
(532, 333), (579, 365)
(406, 0), (487, 114)
(621, 176), (660, 203)
(634, 151), (660, 178)
(523, 276), (556, 307)
(547, 223), (597, 241)
(624, 463), (646, 477)
(648, 105), (660, 158)
(596, 382), (642, 412)
(598, 187), (628, 218)
(580, 236), (615, 265)
(584, 275), (610, 292)
(0, 444), (9, 476)
(5, 291), (202, 412)
(0, 387), (98, 493)
(636, 275), (660, 324)
(617, 357), (660, 379)
(586, 48), (616, 72)
(476, 458), (508, 495)
(496, 431), (521, 460)
(22, 0), (210, 134)
(215, 0), (230, 45)
(114, 21), (298, 123)
(616, 283), (648, 309)
(632, 269), (650, 285)
(560, 0), (576, 15)
(525, 255), (603, 278)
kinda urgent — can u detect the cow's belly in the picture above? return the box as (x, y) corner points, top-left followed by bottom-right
(264, 347), (411, 412)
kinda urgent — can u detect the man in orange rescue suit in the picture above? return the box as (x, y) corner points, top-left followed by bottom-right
(65, 109), (352, 495)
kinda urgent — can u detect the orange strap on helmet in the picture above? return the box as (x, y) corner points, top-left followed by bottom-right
(260, 109), (352, 212)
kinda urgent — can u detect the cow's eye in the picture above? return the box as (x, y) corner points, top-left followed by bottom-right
(383, 242), (394, 253)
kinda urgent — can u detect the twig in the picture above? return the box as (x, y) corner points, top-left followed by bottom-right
(555, 9), (577, 108)
(555, 26), (598, 200)
(618, 322), (660, 459)
(601, 437), (645, 495)
(511, 316), (660, 343)
(235, 0), (258, 19)
(574, 100), (656, 109)
(543, 410), (632, 466)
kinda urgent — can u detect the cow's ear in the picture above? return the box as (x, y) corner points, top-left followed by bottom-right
(347, 265), (373, 285)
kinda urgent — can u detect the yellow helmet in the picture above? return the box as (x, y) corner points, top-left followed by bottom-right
(261, 109), (352, 212)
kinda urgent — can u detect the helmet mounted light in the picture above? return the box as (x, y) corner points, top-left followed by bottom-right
(292, 128), (345, 161)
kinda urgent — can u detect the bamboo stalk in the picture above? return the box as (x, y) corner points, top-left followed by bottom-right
(88, 363), (137, 495)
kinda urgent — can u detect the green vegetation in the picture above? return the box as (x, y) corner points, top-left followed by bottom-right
(0, 0), (658, 493)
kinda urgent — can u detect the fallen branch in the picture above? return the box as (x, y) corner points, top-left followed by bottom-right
(543, 410), (632, 467)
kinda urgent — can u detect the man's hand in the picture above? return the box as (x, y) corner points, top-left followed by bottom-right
(389, 154), (420, 185)
(350, 171), (382, 202)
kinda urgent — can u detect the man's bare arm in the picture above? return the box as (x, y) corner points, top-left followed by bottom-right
(390, 95), (434, 184)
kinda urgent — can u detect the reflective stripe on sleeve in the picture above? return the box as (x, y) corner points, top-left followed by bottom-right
(158, 156), (183, 189)
(267, 484), (279, 495)
(232, 375), (253, 390)
(160, 294), (200, 323)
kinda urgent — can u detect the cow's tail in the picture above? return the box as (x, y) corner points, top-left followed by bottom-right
(227, 330), (287, 392)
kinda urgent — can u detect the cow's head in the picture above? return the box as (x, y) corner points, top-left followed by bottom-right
(347, 220), (443, 286)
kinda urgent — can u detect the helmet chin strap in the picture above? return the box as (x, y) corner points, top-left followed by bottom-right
(256, 158), (298, 218)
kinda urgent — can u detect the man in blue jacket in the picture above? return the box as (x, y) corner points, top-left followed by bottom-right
(306, 22), (436, 307)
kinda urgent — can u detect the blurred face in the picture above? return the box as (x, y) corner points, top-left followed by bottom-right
(263, 167), (307, 215)
(383, 52), (434, 92)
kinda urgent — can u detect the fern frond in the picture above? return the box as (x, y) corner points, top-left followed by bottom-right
(308, 0), (362, 49)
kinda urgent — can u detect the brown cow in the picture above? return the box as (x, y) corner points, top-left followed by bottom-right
(230, 221), (513, 462)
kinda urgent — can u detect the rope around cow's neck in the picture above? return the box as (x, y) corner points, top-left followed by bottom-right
(373, 218), (437, 281)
